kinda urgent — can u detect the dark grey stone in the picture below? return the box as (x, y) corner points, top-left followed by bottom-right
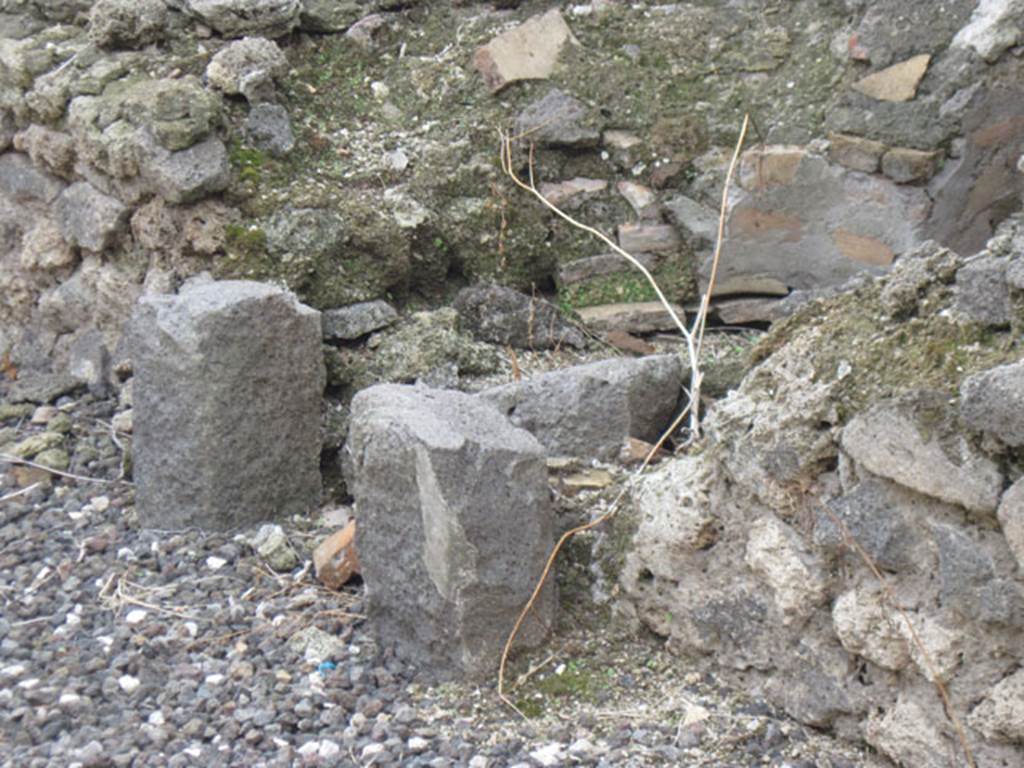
(138, 132), (230, 204)
(453, 284), (585, 350)
(322, 300), (397, 341)
(345, 384), (554, 679)
(478, 354), (684, 461)
(55, 181), (128, 251)
(245, 103), (294, 157)
(960, 360), (1024, 446)
(0, 152), (65, 203)
(930, 522), (994, 609)
(130, 280), (324, 530)
(4, 372), (81, 404)
(814, 479), (929, 572)
(513, 89), (601, 148)
(953, 256), (1010, 326)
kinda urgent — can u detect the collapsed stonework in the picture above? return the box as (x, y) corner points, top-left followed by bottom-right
(620, 217), (1024, 767)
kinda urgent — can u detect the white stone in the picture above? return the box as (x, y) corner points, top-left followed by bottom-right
(968, 667), (1024, 741)
(893, 614), (962, 683)
(529, 743), (567, 767)
(118, 674), (140, 693)
(407, 736), (429, 753)
(148, 710), (165, 725)
(832, 587), (910, 671)
(125, 609), (147, 625)
(206, 556), (227, 570)
(90, 495), (111, 512)
(204, 674), (225, 686)
(952, 0), (1024, 62)
(745, 515), (829, 624)
(360, 743), (385, 760)
(318, 740), (341, 760)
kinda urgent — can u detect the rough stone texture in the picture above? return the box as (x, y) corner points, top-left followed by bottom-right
(951, 0), (1024, 62)
(960, 360), (1024, 446)
(513, 89), (601, 148)
(880, 147), (941, 183)
(953, 255), (1011, 326)
(345, 384), (554, 679)
(54, 181), (128, 252)
(840, 392), (1004, 515)
(832, 587), (910, 671)
(313, 520), (360, 589)
(576, 302), (686, 334)
(205, 36), (287, 103)
(720, 145), (929, 292)
(245, 103), (294, 157)
(472, 9), (575, 92)
(663, 194), (718, 248)
(478, 354), (684, 461)
(828, 133), (887, 173)
(321, 300), (397, 341)
(67, 329), (111, 394)
(745, 515), (828, 626)
(130, 280), (324, 530)
(997, 478), (1024, 571)
(617, 223), (680, 254)
(185, 0), (300, 38)
(298, 0), (363, 32)
(969, 667), (1024, 741)
(12, 125), (76, 178)
(453, 283), (585, 350)
(0, 152), (64, 203)
(851, 54), (931, 102)
(88, 0), (168, 49)
(138, 133), (230, 204)
(865, 695), (952, 768)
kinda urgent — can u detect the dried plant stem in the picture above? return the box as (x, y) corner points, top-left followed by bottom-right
(814, 495), (976, 768)
(496, 116), (750, 714)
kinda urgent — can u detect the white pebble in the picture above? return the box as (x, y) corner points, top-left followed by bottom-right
(125, 609), (147, 625)
(407, 736), (429, 753)
(18, 678), (39, 690)
(204, 674), (225, 686)
(206, 556), (227, 570)
(184, 622), (198, 638)
(148, 710), (165, 725)
(360, 743), (385, 760)
(468, 757), (488, 768)
(1, 664), (26, 678)
(297, 741), (320, 758)
(91, 495), (110, 513)
(530, 743), (567, 767)
(319, 740), (341, 759)
(184, 746), (203, 758)
(118, 675), (140, 693)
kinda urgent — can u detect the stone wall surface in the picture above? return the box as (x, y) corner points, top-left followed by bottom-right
(0, 0), (1022, 376)
(621, 216), (1024, 768)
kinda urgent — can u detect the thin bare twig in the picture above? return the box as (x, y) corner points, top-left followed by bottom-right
(0, 482), (42, 502)
(0, 454), (115, 485)
(496, 116), (750, 714)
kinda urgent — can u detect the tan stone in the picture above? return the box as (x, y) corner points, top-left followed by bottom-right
(577, 301), (687, 334)
(603, 329), (656, 356)
(603, 129), (641, 150)
(881, 147), (941, 183)
(833, 228), (895, 267)
(538, 177), (606, 206)
(704, 274), (790, 297)
(828, 133), (887, 173)
(617, 222), (680, 253)
(616, 181), (658, 219)
(713, 296), (783, 325)
(472, 10), (576, 93)
(313, 520), (360, 590)
(852, 54), (930, 102)
(739, 145), (806, 189)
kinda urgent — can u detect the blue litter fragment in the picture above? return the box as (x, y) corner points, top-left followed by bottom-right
(318, 661), (337, 673)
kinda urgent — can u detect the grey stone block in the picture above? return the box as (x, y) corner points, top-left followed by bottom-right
(960, 360), (1024, 447)
(130, 280), (324, 530)
(245, 103), (294, 157)
(954, 255), (1011, 326)
(345, 384), (554, 679)
(513, 88), (601, 148)
(478, 354), (684, 461)
(0, 152), (65, 203)
(138, 132), (230, 204)
(321, 300), (397, 341)
(55, 181), (128, 252)
(453, 284), (585, 350)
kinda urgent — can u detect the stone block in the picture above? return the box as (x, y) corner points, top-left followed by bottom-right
(961, 360), (1024, 445)
(840, 392), (1003, 514)
(472, 9), (575, 93)
(576, 302), (686, 334)
(893, 614), (963, 682)
(453, 284), (584, 350)
(744, 515), (828, 625)
(828, 133), (887, 173)
(185, 0), (300, 38)
(130, 280), (324, 530)
(245, 103), (294, 157)
(881, 147), (941, 183)
(0, 152), (65, 203)
(866, 694), (950, 768)
(88, 0), (168, 49)
(558, 252), (660, 286)
(345, 384), (554, 679)
(832, 587), (910, 671)
(138, 133), (230, 204)
(206, 36), (287, 102)
(322, 300), (398, 341)
(997, 477), (1024, 570)
(478, 354), (684, 461)
(514, 88), (601, 148)
(969, 668), (1024, 742)
(55, 181), (128, 252)
(538, 177), (607, 207)
(617, 223), (681, 253)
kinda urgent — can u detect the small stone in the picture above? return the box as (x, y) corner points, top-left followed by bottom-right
(529, 743), (566, 767)
(968, 667), (1024, 741)
(514, 88), (601, 148)
(251, 524), (299, 573)
(56, 181), (129, 252)
(313, 520), (360, 590)
(88, 0), (168, 49)
(745, 515), (828, 624)
(538, 177), (607, 207)
(206, 556), (227, 570)
(617, 181), (659, 219)
(125, 609), (148, 625)
(472, 9), (576, 93)
(453, 284), (585, 350)
(322, 300), (398, 341)
(852, 54), (930, 102)
(407, 736), (430, 753)
(828, 133), (887, 173)
(617, 223), (680, 253)
(33, 448), (70, 471)
(206, 36), (287, 102)
(960, 360), (1024, 446)
(118, 675), (140, 693)
(577, 302), (686, 334)
(8, 431), (64, 459)
(245, 103), (294, 157)
(112, 409), (133, 434)
(881, 147), (941, 183)
(561, 468), (614, 493)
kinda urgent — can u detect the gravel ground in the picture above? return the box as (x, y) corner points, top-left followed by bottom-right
(1, 387), (887, 768)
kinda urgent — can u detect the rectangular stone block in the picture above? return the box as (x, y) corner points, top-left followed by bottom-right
(345, 384), (554, 680)
(130, 280), (324, 530)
